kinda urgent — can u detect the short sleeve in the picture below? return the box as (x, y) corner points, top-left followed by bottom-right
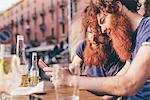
(137, 17), (150, 47)
(75, 40), (86, 59)
(131, 17), (150, 59)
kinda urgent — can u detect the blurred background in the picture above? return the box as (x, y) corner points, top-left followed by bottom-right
(0, 0), (91, 80)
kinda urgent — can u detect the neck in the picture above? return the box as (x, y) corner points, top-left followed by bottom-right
(126, 11), (144, 32)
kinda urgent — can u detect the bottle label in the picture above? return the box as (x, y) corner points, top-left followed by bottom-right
(29, 70), (39, 87)
(30, 70), (39, 77)
(20, 65), (28, 75)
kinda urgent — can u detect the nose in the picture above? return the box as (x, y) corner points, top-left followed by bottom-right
(91, 35), (98, 42)
(89, 33), (96, 42)
(100, 26), (106, 33)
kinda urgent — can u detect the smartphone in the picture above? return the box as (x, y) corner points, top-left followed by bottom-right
(38, 59), (48, 69)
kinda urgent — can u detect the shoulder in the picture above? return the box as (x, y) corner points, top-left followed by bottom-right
(138, 17), (150, 31)
(76, 40), (86, 51)
(138, 17), (150, 30)
(138, 17), (150, 33)
(137, 17), (150, 44)
(140, 17), (150, 24)
(75, 40), (87, 59)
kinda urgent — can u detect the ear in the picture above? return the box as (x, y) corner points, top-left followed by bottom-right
(115, 1), (124, 13)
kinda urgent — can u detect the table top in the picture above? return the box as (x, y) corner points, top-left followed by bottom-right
(13, 88), (102, 100)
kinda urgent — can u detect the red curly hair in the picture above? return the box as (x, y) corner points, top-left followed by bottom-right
(81, 1), (112, 66)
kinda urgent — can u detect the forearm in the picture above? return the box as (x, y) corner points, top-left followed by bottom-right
(77, 75), (133, 96)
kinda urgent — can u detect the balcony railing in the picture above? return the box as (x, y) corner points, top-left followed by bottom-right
(40, 9), (45, 16)
(49, 5), (55, 13)
(39, 23), (46, 32)
(19, 15), (24, 25)
(15, 22), (18, 28)
(32, 12), (37, 20)
(26, 17), (30, 24)
(59, 0), (66, 8)
(58, 16), (65, 24)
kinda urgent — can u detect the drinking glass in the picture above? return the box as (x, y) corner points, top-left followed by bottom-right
(0, 55), (21, 100)
(53, 63), (80, 100)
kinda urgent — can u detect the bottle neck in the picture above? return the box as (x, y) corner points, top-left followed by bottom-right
(32, 60), (37, 67)
(16, 39), (25, 55)
(18, 49), (26, 65)
(32, 53), (38, 68)
(16, 39), (27, 65)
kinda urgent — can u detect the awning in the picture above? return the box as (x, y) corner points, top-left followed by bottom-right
(26, 45), (55, 52)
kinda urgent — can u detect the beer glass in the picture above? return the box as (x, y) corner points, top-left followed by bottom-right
(0, 55), (21, 100)
(53, 63), (80, 100)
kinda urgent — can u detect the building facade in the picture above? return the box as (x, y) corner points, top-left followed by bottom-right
(0, 0), (68, 48)
(0, 0), (93, 60)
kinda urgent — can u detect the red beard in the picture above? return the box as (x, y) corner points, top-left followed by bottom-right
(83, 39), (111, 66)
(109, 14), (132, 61)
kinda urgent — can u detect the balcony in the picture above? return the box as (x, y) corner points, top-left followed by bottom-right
(10, 20), (14, 29)
(46, 35), (56, 45)
(26, 25), (31, 39)
(40, 9), (45, 16)
(19, 15), (24, 25)
(49, 5), (55, 13)
(32, 12), (37, 20)
(15, 22), (18, 28)
(59, 0), (66, 8)
(73, 0), (78, 2)
(39, 23), (46, 32)
(26, 16), (30, 24)
(58, 16), (65, 24)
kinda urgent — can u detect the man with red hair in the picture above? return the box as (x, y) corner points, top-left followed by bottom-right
(40, 0), (150, 99)
(69, 1), (125, 79)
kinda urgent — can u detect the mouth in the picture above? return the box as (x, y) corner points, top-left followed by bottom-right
(103, 28), (111, 36)
(97, 41), (104, 45)
(91, 41), (104, 47)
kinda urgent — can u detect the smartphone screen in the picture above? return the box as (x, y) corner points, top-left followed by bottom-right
(38, 59), (48, 69)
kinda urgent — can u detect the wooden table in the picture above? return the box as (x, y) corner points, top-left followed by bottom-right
(13, 88), (102, 100)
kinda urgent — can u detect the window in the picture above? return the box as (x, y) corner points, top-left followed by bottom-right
(34, 0), (36, 3)
(11, 11), (13, 16)
(51, 12), (54, 20)
(21, 4), (23, 10)
(27, 1), (30, 7)
(16, 9), (18, 14)
(51, 28), (54, 36)
(49, 0), (55, 20)
(61, 23), (65, 34)
(61, 7), (65, 18)
(74, 0), (78, 12)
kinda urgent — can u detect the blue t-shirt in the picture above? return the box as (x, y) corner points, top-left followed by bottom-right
(76, 16), (150, 99)
(76, 40), (125, 77)
(76, 40), (125, 97)
(127, 17), (150, 99)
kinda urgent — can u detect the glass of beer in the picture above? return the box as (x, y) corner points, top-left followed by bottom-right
(0, 55), (21, 99)
(53, 63), (80, 100)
